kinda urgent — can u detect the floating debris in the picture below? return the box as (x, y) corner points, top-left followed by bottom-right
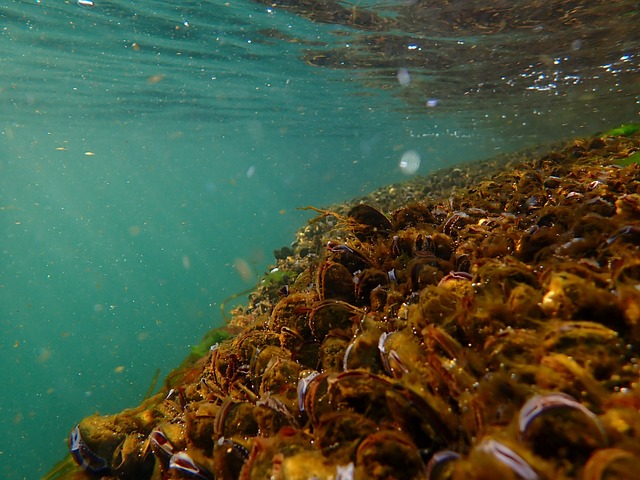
(52, 129), (640, 479)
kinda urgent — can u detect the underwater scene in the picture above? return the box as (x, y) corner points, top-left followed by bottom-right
(0, 1), (639, 479)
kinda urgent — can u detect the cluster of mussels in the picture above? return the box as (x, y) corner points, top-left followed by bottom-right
(67, 133), (640, 480)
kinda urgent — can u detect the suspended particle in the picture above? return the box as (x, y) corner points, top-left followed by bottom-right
(399, 150), (421, 175)
(397, 68), (411, 86)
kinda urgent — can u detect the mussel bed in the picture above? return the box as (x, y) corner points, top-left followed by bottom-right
(65, 132), (640, 480)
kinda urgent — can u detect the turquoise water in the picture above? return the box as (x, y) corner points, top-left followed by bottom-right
(0, 1), (638, 478)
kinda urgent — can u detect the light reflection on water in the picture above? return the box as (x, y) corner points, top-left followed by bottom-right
(0, 0), (638, 478)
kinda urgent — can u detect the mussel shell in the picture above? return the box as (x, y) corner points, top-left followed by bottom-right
(385, 382), (457, 446)
(149, 428), (174, 473)
(318, 261), (356, 303)
(472, 439), (538, 480)
(268, 291), (316, 335)
(613, 258), (640, 285)
(615, 193), (640, 217)
(327, 243), (372, 273)
(314, 411), (377, 461)
(258, 357), (301, 402)
(214, 400), (259, 438)
(212, 438), (250, 480)
(69, 416), (137, 476)
(425, 450), (460, 480)
(390, 230), (424, 256)
(409, 257), (445, 291)
(516, 224), (566, 262)
(290, 338), (321, 370)
(369, 284), (388, 312)
(378, 329), (425, 379)
(355, 268), (389, 306)
(318, 333), (350, 372)
(428, 233), (455, 260)
(541, 271), (624, 327)
(110, 434), (155, 480)
(347, 204), (393, 239)
(302, 372), (332, 424)
(252, 345), (290, 390)
(518, 392), (607, 463)
(327, 371), (392, 423)
(342, 329), (385, 373)
(253, 403), (294, 437)
(539, 321), (622, 375)
(582, 448), (640, 480)
(298, 371), (321, 412)
(355, 429), (427, 480)
(474, 257), (540, 296)
(416, 284), (459, 330)
(391, 203), (435, 229)
(170, 450), (215, 480)
(69, 424), (112, 475)
(233, 328), (281, 365)
(309, 300), (357, 340)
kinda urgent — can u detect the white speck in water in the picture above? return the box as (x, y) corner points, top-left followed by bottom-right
(397, 68), (411, 86)
(399, 150), (420, 175)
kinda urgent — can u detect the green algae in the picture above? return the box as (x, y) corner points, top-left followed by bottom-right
(600, 124), (640, 138)
(615, 151), (640, 167)
(189, 326), (234, 358)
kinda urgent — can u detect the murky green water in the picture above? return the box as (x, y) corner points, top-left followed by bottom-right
(0, 1), (638, 478)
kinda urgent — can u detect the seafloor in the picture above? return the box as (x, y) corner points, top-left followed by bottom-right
(51, 129), (640, 480)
